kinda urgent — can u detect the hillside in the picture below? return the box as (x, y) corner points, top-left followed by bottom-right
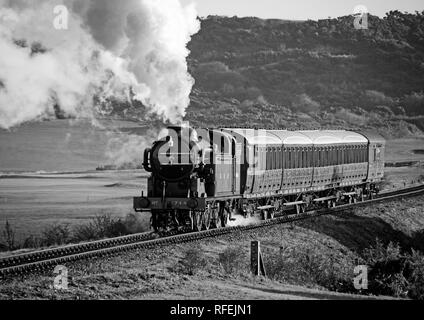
(185, 12), (424, 137)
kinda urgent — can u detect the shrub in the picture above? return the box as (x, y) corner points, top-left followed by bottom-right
(218, 246), (246, 274)
(363, 90), (394, 108)
(265, 246), (355, 292)
(291, 94), (321, 114)
(402, 92), (424, 115)
(22, 235), (42, 249)
(73, 214), (127, 242)
(180, 247), (208, 275)
(41, 224), (71, 246)
(407, 249), (424, 300)
(362, 239), (424, 299)
(2, 220), (16, 251)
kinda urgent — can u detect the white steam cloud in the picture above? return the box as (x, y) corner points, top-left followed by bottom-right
(0, 0), (200, 129)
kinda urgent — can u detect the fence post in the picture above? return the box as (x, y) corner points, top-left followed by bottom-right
(251, 241), (266, 276)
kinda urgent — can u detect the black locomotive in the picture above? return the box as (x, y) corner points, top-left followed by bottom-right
(134, 125), (385, 232)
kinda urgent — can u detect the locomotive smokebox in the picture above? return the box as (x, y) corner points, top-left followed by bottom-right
(143, 125), (197, 182)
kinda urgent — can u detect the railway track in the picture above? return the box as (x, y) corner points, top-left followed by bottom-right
(1, 184), (423, 278)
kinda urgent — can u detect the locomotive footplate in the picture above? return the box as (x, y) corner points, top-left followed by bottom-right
(134, 197), (206, 211)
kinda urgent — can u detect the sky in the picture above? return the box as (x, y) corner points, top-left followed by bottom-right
(180, 0), (424, 20)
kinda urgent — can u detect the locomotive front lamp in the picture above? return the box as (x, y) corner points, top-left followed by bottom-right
(187, 199), (198, 209)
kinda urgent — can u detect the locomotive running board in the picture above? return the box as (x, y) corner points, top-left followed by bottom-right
(134, 197), (206, 211)
(283, 201), (305, 206)
(313, 196), (337, 202)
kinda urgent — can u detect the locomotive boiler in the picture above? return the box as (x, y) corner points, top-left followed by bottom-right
(134, 126), (385, 232)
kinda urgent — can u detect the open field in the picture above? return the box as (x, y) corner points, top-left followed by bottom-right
(0, 172), (148, 241)
(385, 138), (424, 163)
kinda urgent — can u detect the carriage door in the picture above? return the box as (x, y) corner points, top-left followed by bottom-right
(232, 140), (241, 194)
(215, 134), (233, 196)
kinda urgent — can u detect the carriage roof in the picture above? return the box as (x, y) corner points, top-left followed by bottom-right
(224, 129), (369, 146)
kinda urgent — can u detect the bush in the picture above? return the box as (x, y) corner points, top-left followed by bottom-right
(407, 249), (424, 300)
(180, 247), (208, 275)
(265, 246), (355, 292)
(363, 90), (394, 108)
(402, 92), (424, 115)
(2, 220), (16, 251)
(362, 239), (424, 299)
(22, 235), (42, 249)
(291, 94), (321, 114)
(73, 214), (127, 242)
(41, 224), (71, 247)
(218, 246), (246, 274)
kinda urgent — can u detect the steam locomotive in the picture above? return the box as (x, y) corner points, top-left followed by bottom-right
(134, 126), (385, 232)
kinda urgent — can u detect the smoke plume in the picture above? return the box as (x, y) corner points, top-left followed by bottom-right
(0, 0), (200, 129)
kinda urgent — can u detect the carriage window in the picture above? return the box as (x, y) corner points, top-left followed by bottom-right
(345, 146), (349, 164)
(353, 146), (356, 163)
(356, 146), (359, 163)
(275, 148), (278, 169)
(278, 147), (282, 169)
(266, 147), (270, 170)
(299, 149), (302, 168)
(347, 146), (351, 164)
(306, 148), (310, 167)
(274, 148), (277, 169)
(325, 148), (329, 166)
(342, 147), (345, 164)
(318, 148), (321, 167)
(288, 149), (292, 169)
(297, 148), (301, 168)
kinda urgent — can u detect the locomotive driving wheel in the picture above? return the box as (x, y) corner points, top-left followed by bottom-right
(211, 201), (221, 229)
(193, 211), (203, 232)
(202, 204), (211, 230)
(221, 209), (229, 228)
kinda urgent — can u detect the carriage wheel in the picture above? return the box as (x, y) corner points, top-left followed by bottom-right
(221, 210), (229, 228)
(211, 202), (221, 229)
(214, 212), (222, 229)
